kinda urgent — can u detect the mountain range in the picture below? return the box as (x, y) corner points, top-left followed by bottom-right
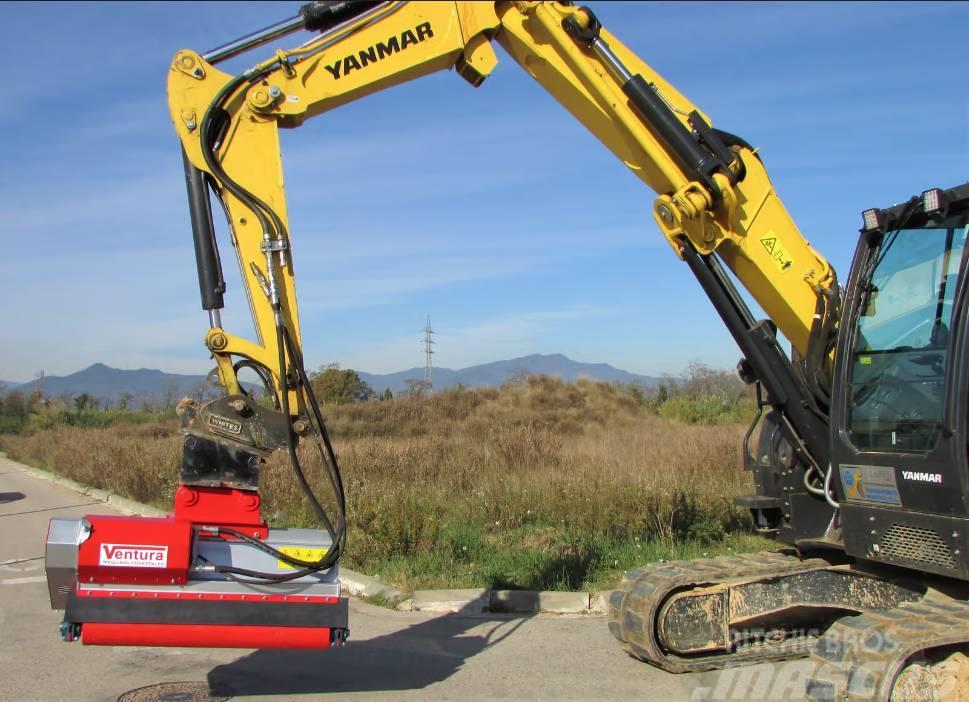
(3, 354), (659, 403)
(5, 363), (218, 405)
(358, 354), (658, 394)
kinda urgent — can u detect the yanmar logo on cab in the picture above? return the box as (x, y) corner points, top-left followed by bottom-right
(901, 471), (943, 484)
(99, 543), (169, 568)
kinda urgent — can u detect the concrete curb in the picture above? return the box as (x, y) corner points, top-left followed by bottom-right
(405, 588), (490, 614)
(399, 588), (604, 615)
(4, 455), (607, 616)
(7, 459), (167, 517)
(338, 568), (407, 603)
(107, 493), (167, 517)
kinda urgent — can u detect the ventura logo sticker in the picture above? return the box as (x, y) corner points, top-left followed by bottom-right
(901, 471), (943, 484)
(99, 544), (169, 568)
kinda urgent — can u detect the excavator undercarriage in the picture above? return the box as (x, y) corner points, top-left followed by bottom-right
(609, 553), (918, 672)
(610, 552), (969, 699)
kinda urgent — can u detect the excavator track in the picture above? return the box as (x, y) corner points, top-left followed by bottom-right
(608, 550), (835, 673)
(805, 598), (969, 701)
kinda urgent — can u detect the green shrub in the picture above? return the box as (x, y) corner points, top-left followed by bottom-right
(658, 396), (756, 425)
(0, 414), (27, 434)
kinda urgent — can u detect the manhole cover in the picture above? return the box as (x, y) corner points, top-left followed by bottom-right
(117, 682), (230, 702)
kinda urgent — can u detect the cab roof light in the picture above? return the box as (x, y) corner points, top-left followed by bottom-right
(922, 188), (946, 216)
(862, 208), (884, 232)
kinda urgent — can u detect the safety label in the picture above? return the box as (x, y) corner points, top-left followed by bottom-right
(99, 543), (169, 568)
(840, 464), (901, 506)
(760, 234), (794, 273)
(278, 545), (329, 570)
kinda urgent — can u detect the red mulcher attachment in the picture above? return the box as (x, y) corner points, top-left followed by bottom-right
(46, 484), (347, 649)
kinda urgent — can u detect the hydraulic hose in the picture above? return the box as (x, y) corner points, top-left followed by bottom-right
(193, 70), (347, 582)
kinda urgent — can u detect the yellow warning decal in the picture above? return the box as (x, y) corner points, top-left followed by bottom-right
(859, 356), (872, 366)
(277, 545), (329, 570)
(760, 233), (794, 273)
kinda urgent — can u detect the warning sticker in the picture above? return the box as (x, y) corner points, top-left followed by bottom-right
(840, 464), (901, 506)
(760, 234), (794, 273)
(277, 545), (329, 570)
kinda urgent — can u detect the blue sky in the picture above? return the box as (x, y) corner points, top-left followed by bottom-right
(2, 2), (967, 382)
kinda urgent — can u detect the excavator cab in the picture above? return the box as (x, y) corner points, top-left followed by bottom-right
(734, 183), (969, 564)
(609, 184), (969, 688)
(830, 183), (969, 580)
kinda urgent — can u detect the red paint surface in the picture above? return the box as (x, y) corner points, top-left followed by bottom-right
(81, 623), (334, 649)
(71, 486), (344, 651)
(77, 486), (270, 586)
(77, 515), (192, 585)
(174, 485), (268, 538)
(76, 588), (339, 604)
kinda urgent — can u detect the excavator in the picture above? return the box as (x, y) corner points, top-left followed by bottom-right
(42, 1), (969, 699)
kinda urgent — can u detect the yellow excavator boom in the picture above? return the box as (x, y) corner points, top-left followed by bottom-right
(168, 1), (837, 411)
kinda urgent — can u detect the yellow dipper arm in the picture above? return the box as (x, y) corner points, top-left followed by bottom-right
(168, 1), (836, 410)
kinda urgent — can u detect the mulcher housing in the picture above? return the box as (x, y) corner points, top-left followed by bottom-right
(46, 484), (347, 649)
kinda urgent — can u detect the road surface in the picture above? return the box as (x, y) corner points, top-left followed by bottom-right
(0, 455), (813, 701)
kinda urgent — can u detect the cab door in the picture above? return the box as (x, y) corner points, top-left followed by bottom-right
(830, 195), (969, 579)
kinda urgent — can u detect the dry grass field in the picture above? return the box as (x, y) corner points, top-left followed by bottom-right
(0, 375), (772, 591)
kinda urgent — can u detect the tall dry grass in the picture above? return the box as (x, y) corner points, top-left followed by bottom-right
(0, 376), (761, 590)
(2, 420), (183, 507)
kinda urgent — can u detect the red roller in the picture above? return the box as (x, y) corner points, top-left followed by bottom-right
(81, 623), (334, 649)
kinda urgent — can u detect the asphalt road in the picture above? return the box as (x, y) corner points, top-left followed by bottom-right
(0, 455), (814, 702)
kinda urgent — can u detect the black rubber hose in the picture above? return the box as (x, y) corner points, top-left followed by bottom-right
(193, 67), (348, 580)
(804, 294), (831, 412)
(281, 323), (346, 560)
(283, 325), (345, 517)
(813, 272), (840, 400)
(203, 320), (341, 583)
(199, 74), (277, 240)
(276, 314), (339, 544)
(233, 359), (280, 410)
(214, 563), (321, 582)
(219, 526), (335, 569)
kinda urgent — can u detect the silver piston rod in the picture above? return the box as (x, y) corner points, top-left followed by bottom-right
(202, 2), (389, 65)
(203, 14), (305, 65)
